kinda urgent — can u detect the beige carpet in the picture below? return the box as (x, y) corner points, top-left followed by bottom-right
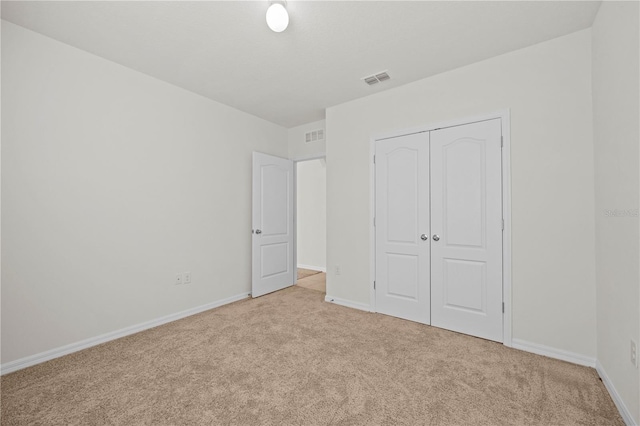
(1, 286), (622, 425)
(296, 272), (326, 293)
(297, 268), (322, 280)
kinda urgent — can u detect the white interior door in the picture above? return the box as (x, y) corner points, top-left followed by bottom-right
(430, 119), (503, 342)
(252, 152), (294, 297)
(375, 132), (430, 324)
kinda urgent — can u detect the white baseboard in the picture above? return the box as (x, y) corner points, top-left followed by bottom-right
(297, 264), (327, 273)
(1, 292), (250, 376)
(596, 360), (637, 426)
(511, 338), (596, 367)
(324, 294), (370, 312)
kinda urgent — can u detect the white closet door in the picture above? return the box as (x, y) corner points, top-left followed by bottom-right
(430, 119), (503, 342)
(375, 132), (430, 324)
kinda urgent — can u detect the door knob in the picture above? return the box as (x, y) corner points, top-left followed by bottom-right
(255, 229), (262, 234)
(420, 234), (428, 241)
(432, 234), (440, 241)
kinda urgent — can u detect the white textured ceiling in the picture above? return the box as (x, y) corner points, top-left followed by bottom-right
(1, 1), (601, 128)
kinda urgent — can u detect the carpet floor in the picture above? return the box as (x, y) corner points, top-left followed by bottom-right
(296, 272), (326, 294)
(1, 286), (622, 425)
(297, 268), (322, 281)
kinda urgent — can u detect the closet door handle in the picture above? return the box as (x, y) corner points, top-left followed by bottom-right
(432, 234), (440, 241)
(420, 234), (428, 241)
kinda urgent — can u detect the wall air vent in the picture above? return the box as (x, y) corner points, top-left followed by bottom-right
(362, 71), (391, 86)
(305, 129), (325, 143)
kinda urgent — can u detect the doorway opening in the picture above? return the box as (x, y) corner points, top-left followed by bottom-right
(294, 157), (327, 295)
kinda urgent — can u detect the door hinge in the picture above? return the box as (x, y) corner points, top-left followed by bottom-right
(373, 217), (376, 227)
(373, 281), (376, 290)
(502, 302), (505, 313)
(373, 155), (376, 164)
(501, 219), (504, 231)
(501, 136), (504, 148)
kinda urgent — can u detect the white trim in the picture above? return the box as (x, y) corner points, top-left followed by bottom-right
(291, 153), (326, 163)
(372, 110), (510, 142)
(297, 264), (326, 273)
(293, 158), (298, 283)
(596, 360), (637, 426)
(369, 110), (513, 346)
(1, 292), (250, 376)
(369, 139), (377, 313)
(500, 111), (513, 347)
(324, 295), (371, 312)
(511, 338), (596, 367)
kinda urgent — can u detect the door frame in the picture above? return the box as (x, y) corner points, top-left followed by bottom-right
(369, 110), (513, 347)
(292, 154), (327, 279)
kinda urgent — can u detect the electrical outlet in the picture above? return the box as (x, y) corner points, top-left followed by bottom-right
(631, 340), (638, 368)
(335, 265), (341, 275)
(184, 272), (191, 284)
(175, 273), (183, 285)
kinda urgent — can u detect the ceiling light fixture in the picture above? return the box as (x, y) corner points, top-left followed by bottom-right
(266, 1), (289, 33)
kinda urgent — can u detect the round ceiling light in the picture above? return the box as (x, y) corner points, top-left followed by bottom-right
(266, 3), (289, 33)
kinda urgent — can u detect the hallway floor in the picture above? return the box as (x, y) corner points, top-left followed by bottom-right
(296, 268), (325, 294)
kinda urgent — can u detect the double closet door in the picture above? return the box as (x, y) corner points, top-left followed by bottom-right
(374, 119), (503, 342)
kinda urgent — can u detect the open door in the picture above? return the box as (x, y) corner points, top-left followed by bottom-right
(252, 152), (295, 297)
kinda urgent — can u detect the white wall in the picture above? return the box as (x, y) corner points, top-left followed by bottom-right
(326, 30), (596, 358)
(288, 119), (326, 160)
(1, 21), (288, 364)
(592, 1), (640, 423)
(296, 159), (326, 271)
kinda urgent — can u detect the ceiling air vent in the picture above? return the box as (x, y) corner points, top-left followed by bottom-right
(362, 71), (391, 86)
(305, 129), (325, 143)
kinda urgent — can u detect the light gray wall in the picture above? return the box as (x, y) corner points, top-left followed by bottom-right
(288, 119), (326, 160)
(326, 30), (596, 358)
(296, 159), (326, 271)
(1, 21), (288, 364)
(592, 1), (640, 422)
